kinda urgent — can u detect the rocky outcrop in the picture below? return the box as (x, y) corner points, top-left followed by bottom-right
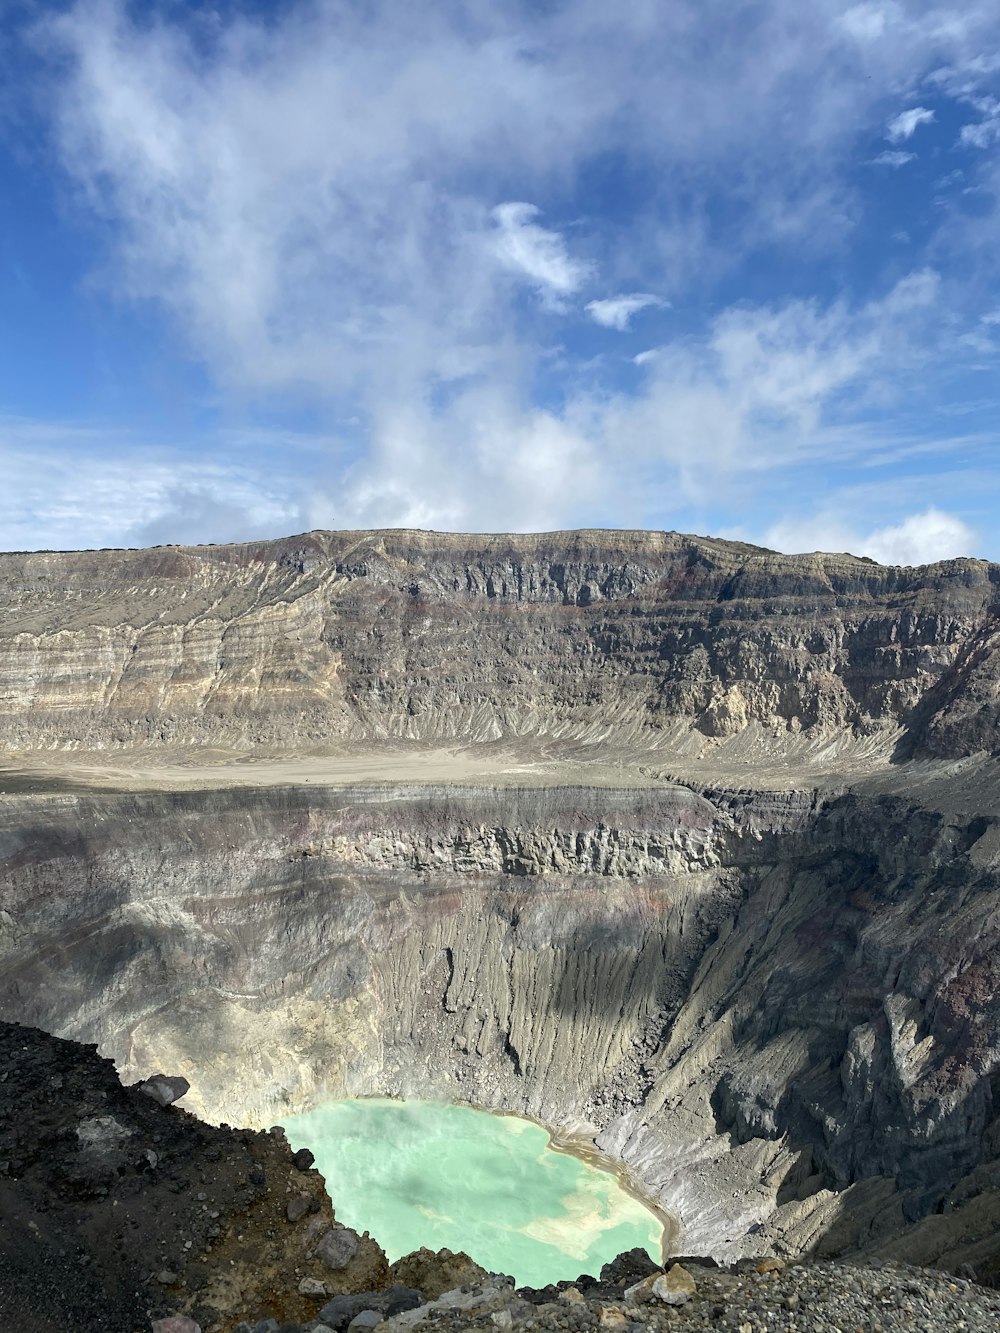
(0, 1021), (390, 1333)
(1, 528), (998, 756)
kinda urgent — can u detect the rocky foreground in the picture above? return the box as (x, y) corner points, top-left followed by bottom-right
(2, 1022), (999, 1333)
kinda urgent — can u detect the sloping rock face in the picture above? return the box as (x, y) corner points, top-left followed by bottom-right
(1, 528), (1000, 1288)
(1, 528), (998, 754)
(2, 774), (999, 1278)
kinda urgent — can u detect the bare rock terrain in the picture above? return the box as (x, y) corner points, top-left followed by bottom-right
(1, 527), (999, 1324)
(1, 527), (998, 756)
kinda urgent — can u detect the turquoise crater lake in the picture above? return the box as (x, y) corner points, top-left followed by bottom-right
(280, 1099), (664, 1288)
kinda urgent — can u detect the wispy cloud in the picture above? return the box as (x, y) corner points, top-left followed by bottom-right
(36, 0), (991, 406)
(886, 106), (935, 141)
(0, 265), (989, 557)
(585, 293), (666, 330)
(959, 97), (1000, 147)
(870, 150), (916, 167)
(320, 269), (948, 532)
(492, 203), (591, 304)
(4, 0), (998, 557)
(838, 4), (890, 44)
(765, 507), (978, 565)
(0, 420), (302, 552)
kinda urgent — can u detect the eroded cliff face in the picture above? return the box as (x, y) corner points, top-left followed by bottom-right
(1, 528), (998, 756)
(2, 770), (998, 1277)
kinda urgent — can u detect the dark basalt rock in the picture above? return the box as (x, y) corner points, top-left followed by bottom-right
(0, 1022), (370, 1333)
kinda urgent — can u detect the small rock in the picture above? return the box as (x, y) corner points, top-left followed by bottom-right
(381, 1286), (424, 1317)
(623, 1274), (660, 1306)
(600, 1249), (661, 1287)
(318, 1293), (383, 1331)
(298, 1276), (329, 1295)
(347, 1314), (382, 1332)
(156, 1269), (179, 1285)
(303, 1214), (329, 1247)
(651, 1264), (696, 1307)
(388, 1246), (487, 1300)
(292, 1147), (315, 1170)
(138, 1074), (190, 1107)
(315, 1225), (361, 1271)
(598, 1306), (628, 1329)
(287, 1193), (311, 1222)
(560, 1286), (584, 1305)
(150, 1319), (201, 1333)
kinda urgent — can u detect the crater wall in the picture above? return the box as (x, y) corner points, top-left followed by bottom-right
(2, 773), (998, 1273)
(2, 528), (998, 755)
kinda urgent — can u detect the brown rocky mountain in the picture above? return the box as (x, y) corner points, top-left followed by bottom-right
(1, 528), (999, 1327)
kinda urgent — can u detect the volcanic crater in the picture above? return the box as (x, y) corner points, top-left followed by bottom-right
(2, 527), (1000, 1320)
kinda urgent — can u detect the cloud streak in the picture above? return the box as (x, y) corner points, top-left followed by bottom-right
(586, 294), (666, 330)
(871, 149), (916, 167)
(492, 203), (591, 303)
(886, 106), (935, 141)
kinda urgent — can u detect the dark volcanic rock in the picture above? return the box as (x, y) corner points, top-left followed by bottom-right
(0, 1022), (383, 1333)
(140, 1073), (192, 1107)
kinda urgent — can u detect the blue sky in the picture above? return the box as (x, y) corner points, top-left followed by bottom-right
(2, 0), (1000, 561)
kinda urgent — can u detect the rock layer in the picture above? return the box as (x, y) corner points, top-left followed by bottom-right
(1, 528), (998, 755)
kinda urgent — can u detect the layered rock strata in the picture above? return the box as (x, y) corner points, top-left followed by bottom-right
(0, 528), (998, 756)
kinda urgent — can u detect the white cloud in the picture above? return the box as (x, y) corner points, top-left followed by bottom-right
(865, 508), (978, 563)
(37, 0), (994, 407)
(322, 386), (610, 534)
(0, 265), (980, 553)
(491, 203), (591, 302)
(586, 293), (665, 330)
(11, 1), (996, 554)
(326, 270), (945, 532)
(886, 106), (935, 141)
(766, 507), (977, 565)
(870, 150), (916, 166)
(0, 423), (301, 552)
(959, 100), (1000, 147)
(838, 4), (892, 44)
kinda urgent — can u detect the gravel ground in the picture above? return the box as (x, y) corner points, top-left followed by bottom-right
(241, 1258), (1000, 1333)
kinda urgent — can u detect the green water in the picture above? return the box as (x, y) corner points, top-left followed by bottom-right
(280, 1099), (663, 1288)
